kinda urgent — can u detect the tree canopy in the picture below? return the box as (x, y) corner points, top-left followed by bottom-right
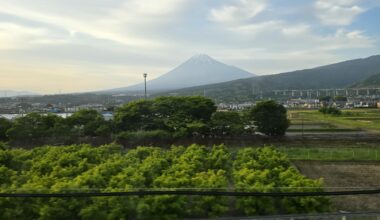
(0, 118), (12, 141)
(115, 96), (216, 136)
(1, 97), (295, 147)
(68, 109), (111, 137)
(249, 100), (290, 136)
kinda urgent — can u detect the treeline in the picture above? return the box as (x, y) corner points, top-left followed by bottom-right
(0, 144), (329, 219)
(0, 110), (113, 147)
(0, 96), (289, 147)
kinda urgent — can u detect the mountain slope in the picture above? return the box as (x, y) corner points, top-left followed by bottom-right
(106, 54), (255, 92)
(351, 72), (380, 88)
(162, 55), (380, 102)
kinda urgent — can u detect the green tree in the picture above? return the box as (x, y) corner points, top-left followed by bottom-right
(150, 96), (216, 134)
(0, 118), (12, 141)
(114, 99), (157, 131)
(249, 100), (289, 136)
(210, 111), (244, 136)
(319, 96), (331, 102)
(68, 110), (111, 137)
(333, 96), (347, 102)
(6, 113), (67, 143)
(115, 96), (216, 136)
(319, 106), (342, 115)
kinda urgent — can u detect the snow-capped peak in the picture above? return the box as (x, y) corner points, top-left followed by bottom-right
(188, 54), (217, 64)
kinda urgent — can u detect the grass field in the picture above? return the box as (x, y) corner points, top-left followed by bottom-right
(228, 141), (380, 161)
(277, 146), (380, 161)
(288, 108), (380, 133)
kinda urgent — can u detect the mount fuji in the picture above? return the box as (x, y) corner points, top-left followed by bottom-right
(106, 54), (255, 92)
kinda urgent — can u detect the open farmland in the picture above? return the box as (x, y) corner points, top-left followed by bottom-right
(294, 161), (380, 212)
(288, 109), (380, 133)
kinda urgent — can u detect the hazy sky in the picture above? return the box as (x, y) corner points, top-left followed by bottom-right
(1, 0), (380, 94)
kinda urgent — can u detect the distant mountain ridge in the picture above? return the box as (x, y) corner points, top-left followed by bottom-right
(105, 54), (255, 92)
(161, 55), (380, 102)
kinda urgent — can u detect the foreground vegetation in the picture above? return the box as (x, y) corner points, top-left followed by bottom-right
(0, 144), (329, 219)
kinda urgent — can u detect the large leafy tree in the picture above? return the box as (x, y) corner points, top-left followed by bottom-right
(249, 100), (290, 136)
(152, 96), (215, 130)
(68, 110), (111, 137)
(114, 100), (157, 131)
(6, 113), (68, 143)
(0, 118), (12, 141)
(210, 111), (244, 136)
(115, 96), (216, 135)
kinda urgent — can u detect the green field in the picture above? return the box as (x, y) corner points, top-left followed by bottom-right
(288, 109), (380, 132)
(277, 146), (380, 161)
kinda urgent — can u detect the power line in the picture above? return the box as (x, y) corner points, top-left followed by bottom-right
(1, 189), (380, 198)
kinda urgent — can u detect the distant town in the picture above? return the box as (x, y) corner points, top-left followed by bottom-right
(1, 87), (380, 121)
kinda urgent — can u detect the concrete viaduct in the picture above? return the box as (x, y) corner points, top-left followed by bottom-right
(270, 88), (380, 98)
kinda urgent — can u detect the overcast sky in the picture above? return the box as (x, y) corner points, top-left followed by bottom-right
(1, 0), (380, 94)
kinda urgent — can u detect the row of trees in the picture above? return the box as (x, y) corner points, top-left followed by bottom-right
(0, 144), (329, 219)
(0, 97), (290, 146)
(0, 110), (112, 146)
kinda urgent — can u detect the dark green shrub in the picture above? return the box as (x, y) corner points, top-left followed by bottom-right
(248, 101), (290, 136)
(319, 106), (342, 115)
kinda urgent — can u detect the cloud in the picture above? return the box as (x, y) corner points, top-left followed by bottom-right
(0, 22), (67, 49)
(281, 25), (311, 36)
(231, 20), (282, 37)
(0, 0), (190, 49)
(314, 0), (365, 26)
(0, 0), (378, 93)
(317, 28), (374, 50)
(209, 0), (266, 25)
(208, 0), (374, 57)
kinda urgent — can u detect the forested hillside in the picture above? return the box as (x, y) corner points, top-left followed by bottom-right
(161, 55), (380, 102)
(0, 144), (329, 219)
(351, 72), (380, 88)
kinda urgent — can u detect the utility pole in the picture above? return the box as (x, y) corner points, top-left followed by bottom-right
(143, 73), (148, 99)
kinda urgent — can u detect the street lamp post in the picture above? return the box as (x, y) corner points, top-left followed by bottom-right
(143, 73), (148, 99)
